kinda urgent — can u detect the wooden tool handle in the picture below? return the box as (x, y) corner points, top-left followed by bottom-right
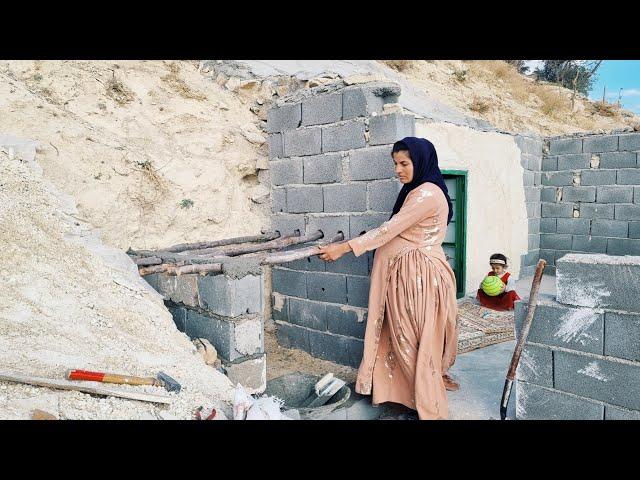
(67, 369), (158, 387)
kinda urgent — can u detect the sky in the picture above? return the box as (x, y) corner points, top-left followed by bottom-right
(524, 60), (640, 114)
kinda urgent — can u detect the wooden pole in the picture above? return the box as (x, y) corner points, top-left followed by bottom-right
(184, 231), (324, 256)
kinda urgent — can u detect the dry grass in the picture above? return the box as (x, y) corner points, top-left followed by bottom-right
(452, 67), (468, 82)
(105, 75), (135, 105)
(469, 97), (490, 114)
(382, 60), (415, 72)
(537, 88), (570, 117)
(161, 62), (207, 100)
(468, 60), (531, 102)
(590, 101), (619, 117)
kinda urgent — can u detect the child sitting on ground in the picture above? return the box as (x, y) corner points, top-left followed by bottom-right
(476, 253), (521, 311)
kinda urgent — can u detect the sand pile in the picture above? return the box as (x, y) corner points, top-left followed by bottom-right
(0, 137), (235, 419)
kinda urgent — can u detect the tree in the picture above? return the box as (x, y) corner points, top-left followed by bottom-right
(504, 60), (530, 74)
(534, 60), (602, 96)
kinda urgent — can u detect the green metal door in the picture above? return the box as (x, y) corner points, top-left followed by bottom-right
(441, 171), (467, 298)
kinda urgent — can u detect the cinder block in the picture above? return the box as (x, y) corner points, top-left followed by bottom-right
(579, 203), (615, 219)
(600, 151), (637, 168)
(522, 170), (535, 186)
(540, 234), (572, 251)
(596, 186), (634, 204)
(285, 254), (326, 272)
(541, 187), (558, 203)
(283, 127), (322, 157)
(301, 93), (342, 126)
(515, 381), (603, 420)
(346, 275), (370, 308)
(542, 171), (574, 187)
(308, 329), (364, 368)
(617, 168), (640, 185)
(524, 187), (542, 203)
(515, 135), (543, 156)
(272, 267), (307, 298)
(342, 84), (400, 120)
(607, 238), (640, 256)
(629, 222), (640, 239)
(526, 202), (541, 218)
(272, 214), (305, 236)
(562, 186), (596, 203)
(534, 172), (542, 186)
(554, 250), (571, 264)
(521, 249), (539, 268)
(558, 153), (591, 170)
(326, 305), (367, 339)
(515, 295), (603, 354)
(556, 253), (640, 312)
(272, 187), (286, 213)
(368, 113), (415, 146)
(549, 137), (583, 155)
(615, 204), (640, 221)
(154, 273), (199, 307)
(224, 354), (266, 395)
(270, 158), (303, 186)
(636, 187), (640, 203)
(605, 312), (640, 362)
(185, 310), (233, 361)
(286, 185), (323, 213)
(368, 179), (401, 212)
(591, 219), (628, 238)
(288, 297), (327, 331)
(554, 349), (640, 410)
(521, 153), (542, 171)
(618, 133), (640, 151)
(198, 273), (262, 317)
(303, 153), (342, 184)
(166, 305), (187, 332)
(542, 156), (558, 171)
(325, 251), (368, 276)
(306, 214), (350, 238)
(306, 272), (347, 303)
(321, 120), (366, 153)
(539, 249), (555, 266)
(556, 218), (591, 235)
(581, 170), (617, 186)
(275, 320), (310, 352)
(516, 344), (553, 387)
(323, 183), (366, 213)
(271, 293), (289, 322)
(583, 135), (619, 153)
(348, 145), (395, 181)
(267, 103), (301, 133)
(528, 218), (541, 234)
(540, 218), (557, 233)
(350, 213), (389, 237)
(605, 405), (640, 420)
(268, 133), (283, 159)
(232, 315), (263, 357)
(572, 235), (608, 254)
(528, 234), (540, 250)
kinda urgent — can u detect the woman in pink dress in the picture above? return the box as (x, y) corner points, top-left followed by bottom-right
(318, 137), (459, 420)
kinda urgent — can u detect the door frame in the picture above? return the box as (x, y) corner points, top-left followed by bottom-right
(441, 169), (468, 299)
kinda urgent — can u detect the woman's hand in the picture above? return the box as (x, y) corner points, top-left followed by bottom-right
(318, 242), (351, 262)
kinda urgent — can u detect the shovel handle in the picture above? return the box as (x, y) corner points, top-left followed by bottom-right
(67, 369), (158, 387)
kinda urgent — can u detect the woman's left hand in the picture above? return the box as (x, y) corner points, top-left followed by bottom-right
(318, 242), (350, 262)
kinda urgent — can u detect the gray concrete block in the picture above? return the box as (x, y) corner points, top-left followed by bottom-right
(554, 349), (640, 410)
(272, 187), (286, 213)
(556, 253), (640, 312)
(301, 93), (342, 126)
(528, 218), (541, 234)
(275, 320), (310, 352)
(540, 234), (572, 250)
(185, 310), (233, 361)
(521, 249), (540, 268)
(346, 275), (370, 308)
(515, 135), (543, 156)
(540, 218), (557, 233)
(581, 170), (617, 186)
(166, 305), (187, 332)
(528, 234), (540, 250)
(596, 186), (634, 204)
(534, 172), (542, 186)
(542, 202), (573, 218)
(325, 251), (368, 276)
(516, 381), (603, 420)
(549, 137), (583, 155)
(629, 222), (640, 239)
(524, 187), (542, 203)
(272, 214), (305, 236)
(542, 171), (574, 187)
(268, 133), (283, 159)
(348, 144), (395, 181)
(516, 344), (553, 387)
(605, 405), (640, 420)
(579, 203), (615, 219)
(307, 329), (364, 368)
(326, 304), (367, 339)
(342, 85), (399, 120)
(303, 153), (342, 184)
(323, 183), (366, 213)
(231, 315), (263, 357)
(572, 235), (608, 254)
(600, 151), (637, 168)
(556, 218), (591, 235)
(369, 113), (415, 146)
(321, 120), (366, 153)
(267, 103), (301, 133)
(224, 354), (266, 395)
(554, 250), (571, 264)
(591, 219), (628, 238)
(539, 249), (555, 266)
(350, 213), (389, 237)
(271, 294), (289, 321)
(285, 254), (326, 272)
(558, 153), (591, 170)
(283, 127), (322, 157)
(288, 297), (327, 331)
(562, 186), (596, 203)
(615, 204), (640, 221)
(636, 187), (640, 203)
(198, 273), (263, 317)
(617, 168), (640, 185)
(618, 133), (640, 151)
(605, 312), (640, 362)
(607, 238), (640, 256)
(521, 153), (542, 171)
(270, 158), (303, 186)
(526, 202), (541, 218)
(272, 267), (307, 298)
(541, 187), (558, 203)
(306, 214), (350, 238)
(154, 273), (199, 307)
(542, 156), (558, 171)
(306, 272), (347, 303)
(522, 170), (535, 187)
(583, 135), (619, 153)
(368, 179), (401, 212)
(286, 185), (323, 213)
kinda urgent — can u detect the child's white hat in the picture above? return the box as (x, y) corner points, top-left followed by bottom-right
(489, 259), (506, 265)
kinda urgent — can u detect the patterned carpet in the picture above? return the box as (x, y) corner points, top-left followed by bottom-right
(456, 299), (516, 354)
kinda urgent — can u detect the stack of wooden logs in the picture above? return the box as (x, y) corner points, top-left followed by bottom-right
(129, 230), (344, 276)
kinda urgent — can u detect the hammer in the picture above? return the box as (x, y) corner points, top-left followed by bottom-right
(66, 369), (181, 393)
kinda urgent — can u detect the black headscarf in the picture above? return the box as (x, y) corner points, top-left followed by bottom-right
(390, 137), (453, 225)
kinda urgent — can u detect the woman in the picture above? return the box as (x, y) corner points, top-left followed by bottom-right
(318, 137), (459, 420)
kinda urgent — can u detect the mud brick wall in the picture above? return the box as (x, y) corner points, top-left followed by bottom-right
(515, 253), (640, 420)
(539, 132), (640, 275)
(144, 271), (266, 393)
(267, 82), (414, 367)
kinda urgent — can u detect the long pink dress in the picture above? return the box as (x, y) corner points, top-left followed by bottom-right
(347, 181), (458, 420)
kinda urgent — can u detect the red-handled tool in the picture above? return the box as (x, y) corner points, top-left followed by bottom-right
(66, 369), (181, 392)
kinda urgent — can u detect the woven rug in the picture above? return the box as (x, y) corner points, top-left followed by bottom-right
(456, 299), (515, 354)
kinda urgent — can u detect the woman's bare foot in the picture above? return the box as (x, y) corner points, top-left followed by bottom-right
(442, 373), (460, 391)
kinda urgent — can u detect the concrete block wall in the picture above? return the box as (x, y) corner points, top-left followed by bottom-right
(268, 81), (412, 367)
(515, 254), (640, 420)
(144, 271), (266, 393)
(540, 132), (640, 275)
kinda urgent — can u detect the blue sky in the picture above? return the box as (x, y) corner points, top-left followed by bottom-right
(524, 60), (640, 114)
